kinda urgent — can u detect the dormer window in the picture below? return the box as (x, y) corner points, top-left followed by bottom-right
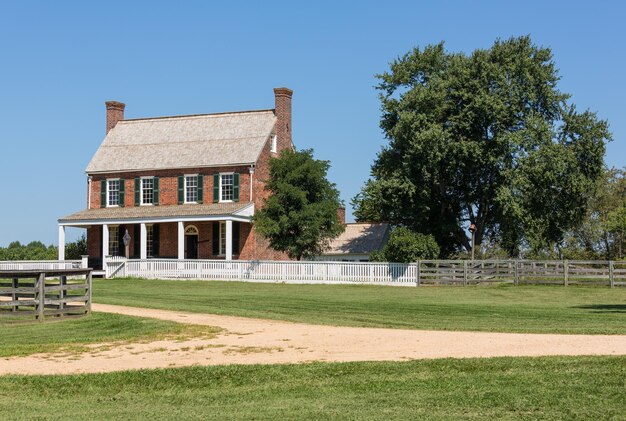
(270, 134), (277, 153)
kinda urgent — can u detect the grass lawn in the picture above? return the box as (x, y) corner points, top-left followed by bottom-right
(94, 278), (626, 334)
(0, 312), (219, 357)
(0, 356), (623, 420)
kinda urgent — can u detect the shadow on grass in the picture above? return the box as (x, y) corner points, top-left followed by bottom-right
(572, 304), (626, 313)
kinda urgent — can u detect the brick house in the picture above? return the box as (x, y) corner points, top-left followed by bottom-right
(58, 88), (294, 269)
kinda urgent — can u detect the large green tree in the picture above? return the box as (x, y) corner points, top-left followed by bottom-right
(556, 168), (626, 260)
(254, 149), (344, 260)
(353, 36), (611, 257)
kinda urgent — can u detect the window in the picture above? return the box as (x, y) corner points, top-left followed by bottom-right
(146, 225), (154, 257)
(270, 134), (277, 153)
(109, 226), (119, 256)
(107, 180), (120, 207)
(141, 177), (154, 205)
(185, 175), (198, 203)
(220, 173), (234, 201)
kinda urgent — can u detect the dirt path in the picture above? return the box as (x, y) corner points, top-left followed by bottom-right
(1, 303), (625, 375)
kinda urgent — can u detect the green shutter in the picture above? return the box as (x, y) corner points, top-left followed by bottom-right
(100, 180), (106, 208)
(212, 222), (220, 255)
(233, 222), (240, 255)
(197, 175), (204, 204)
(233, 173), (240, 202)
(178, 176), (184, 204)
(153, 177), (159, 205)
(119, 179), (125, 207)
(134, 178), (140, 206)
(213, 174), (219, 203)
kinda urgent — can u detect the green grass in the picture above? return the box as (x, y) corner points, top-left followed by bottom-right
(93, 278), (626, 334)
(0, 356), (624, 420)
(0, 312), (219, 357)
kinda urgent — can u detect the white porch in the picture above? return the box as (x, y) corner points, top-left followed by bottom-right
(58, 203), (254, 269)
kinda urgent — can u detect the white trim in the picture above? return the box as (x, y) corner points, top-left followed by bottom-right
(184, 174), (199, 204)
(140, 176), (155, 206)
(58, 225), (65, 260)
(185, 225), (199, 235)
(140, 223), (147, 260)
(225, 220), (233, 260)
(270, 134), (277, 153)
(106, 178), (121, 207)
(177, 221), (185, 260)
(219, 172), (235, 203)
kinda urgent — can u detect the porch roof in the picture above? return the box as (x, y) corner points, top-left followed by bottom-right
(58, 202), (253, 224)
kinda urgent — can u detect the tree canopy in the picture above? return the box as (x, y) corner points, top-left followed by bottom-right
(353, 36), (611, 257)
(254, 149), (344, 260)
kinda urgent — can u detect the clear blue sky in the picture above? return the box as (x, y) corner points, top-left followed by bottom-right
(0, 1), (624, 246)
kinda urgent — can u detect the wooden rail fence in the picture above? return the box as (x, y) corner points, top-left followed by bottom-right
(105, 257), (626, 287)
(0, 269), (93, 321)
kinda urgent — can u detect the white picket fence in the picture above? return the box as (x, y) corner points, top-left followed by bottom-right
(0, 260), (84, 271)
(105, 257), (626, 287)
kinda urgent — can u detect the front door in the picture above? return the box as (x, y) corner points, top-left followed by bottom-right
(186, 235), (198, 259)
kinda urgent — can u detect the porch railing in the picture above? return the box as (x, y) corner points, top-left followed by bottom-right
(104, 257), (626, 287)
(0, 260), (83, 271)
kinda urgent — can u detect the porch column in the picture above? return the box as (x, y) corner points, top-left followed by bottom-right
(140, 223), (147, 260)
(177, 221), (185, 259)
(225, 219), (233, 261)
(58, 225), (65, 261)
(102, 224), (109, 266)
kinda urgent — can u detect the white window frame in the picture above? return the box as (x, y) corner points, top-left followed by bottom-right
(109, 225), (120, 256)
(140, 176), (155, 206)
(106, 179), (121, 208)
(270, 134), (277, 153)
(184, 174), (199, 204)
(219, 172), (234, 203)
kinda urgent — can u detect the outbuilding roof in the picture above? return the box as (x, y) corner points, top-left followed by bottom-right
(85, 110), (276, 174)
(324, 223), (391, 255)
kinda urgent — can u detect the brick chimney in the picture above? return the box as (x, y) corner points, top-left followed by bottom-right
(337, 206), (346, 225)
(273, 87), (293, 151)
(105, 101), (125, 134)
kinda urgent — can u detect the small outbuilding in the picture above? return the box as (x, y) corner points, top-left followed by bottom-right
(316, 222), (391, 262)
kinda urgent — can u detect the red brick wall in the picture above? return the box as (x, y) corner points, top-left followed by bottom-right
(90, 166), (253, 209)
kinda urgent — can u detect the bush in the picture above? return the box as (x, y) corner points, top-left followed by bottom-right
(371, 227), (440, 263)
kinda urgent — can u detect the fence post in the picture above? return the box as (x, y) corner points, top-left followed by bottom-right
(86, 271), (92, 315)
(415, 261), (420, 287)
(609, 260), (614, 288)
(37, 272), (45, 322)
(514, 260), (519, 286)
(563, 260), (569, 287)
(81, 255), (89, 268)
(463, 260), (468, 286)
(11, 278), (18, 312)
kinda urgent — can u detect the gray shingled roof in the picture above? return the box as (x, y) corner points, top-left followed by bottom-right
(59, 202), (251, 223)
(324, 223), (391, 255)
(86, 110), (276, 173)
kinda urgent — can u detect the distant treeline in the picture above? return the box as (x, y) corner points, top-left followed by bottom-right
(0, 235), (87, 261)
